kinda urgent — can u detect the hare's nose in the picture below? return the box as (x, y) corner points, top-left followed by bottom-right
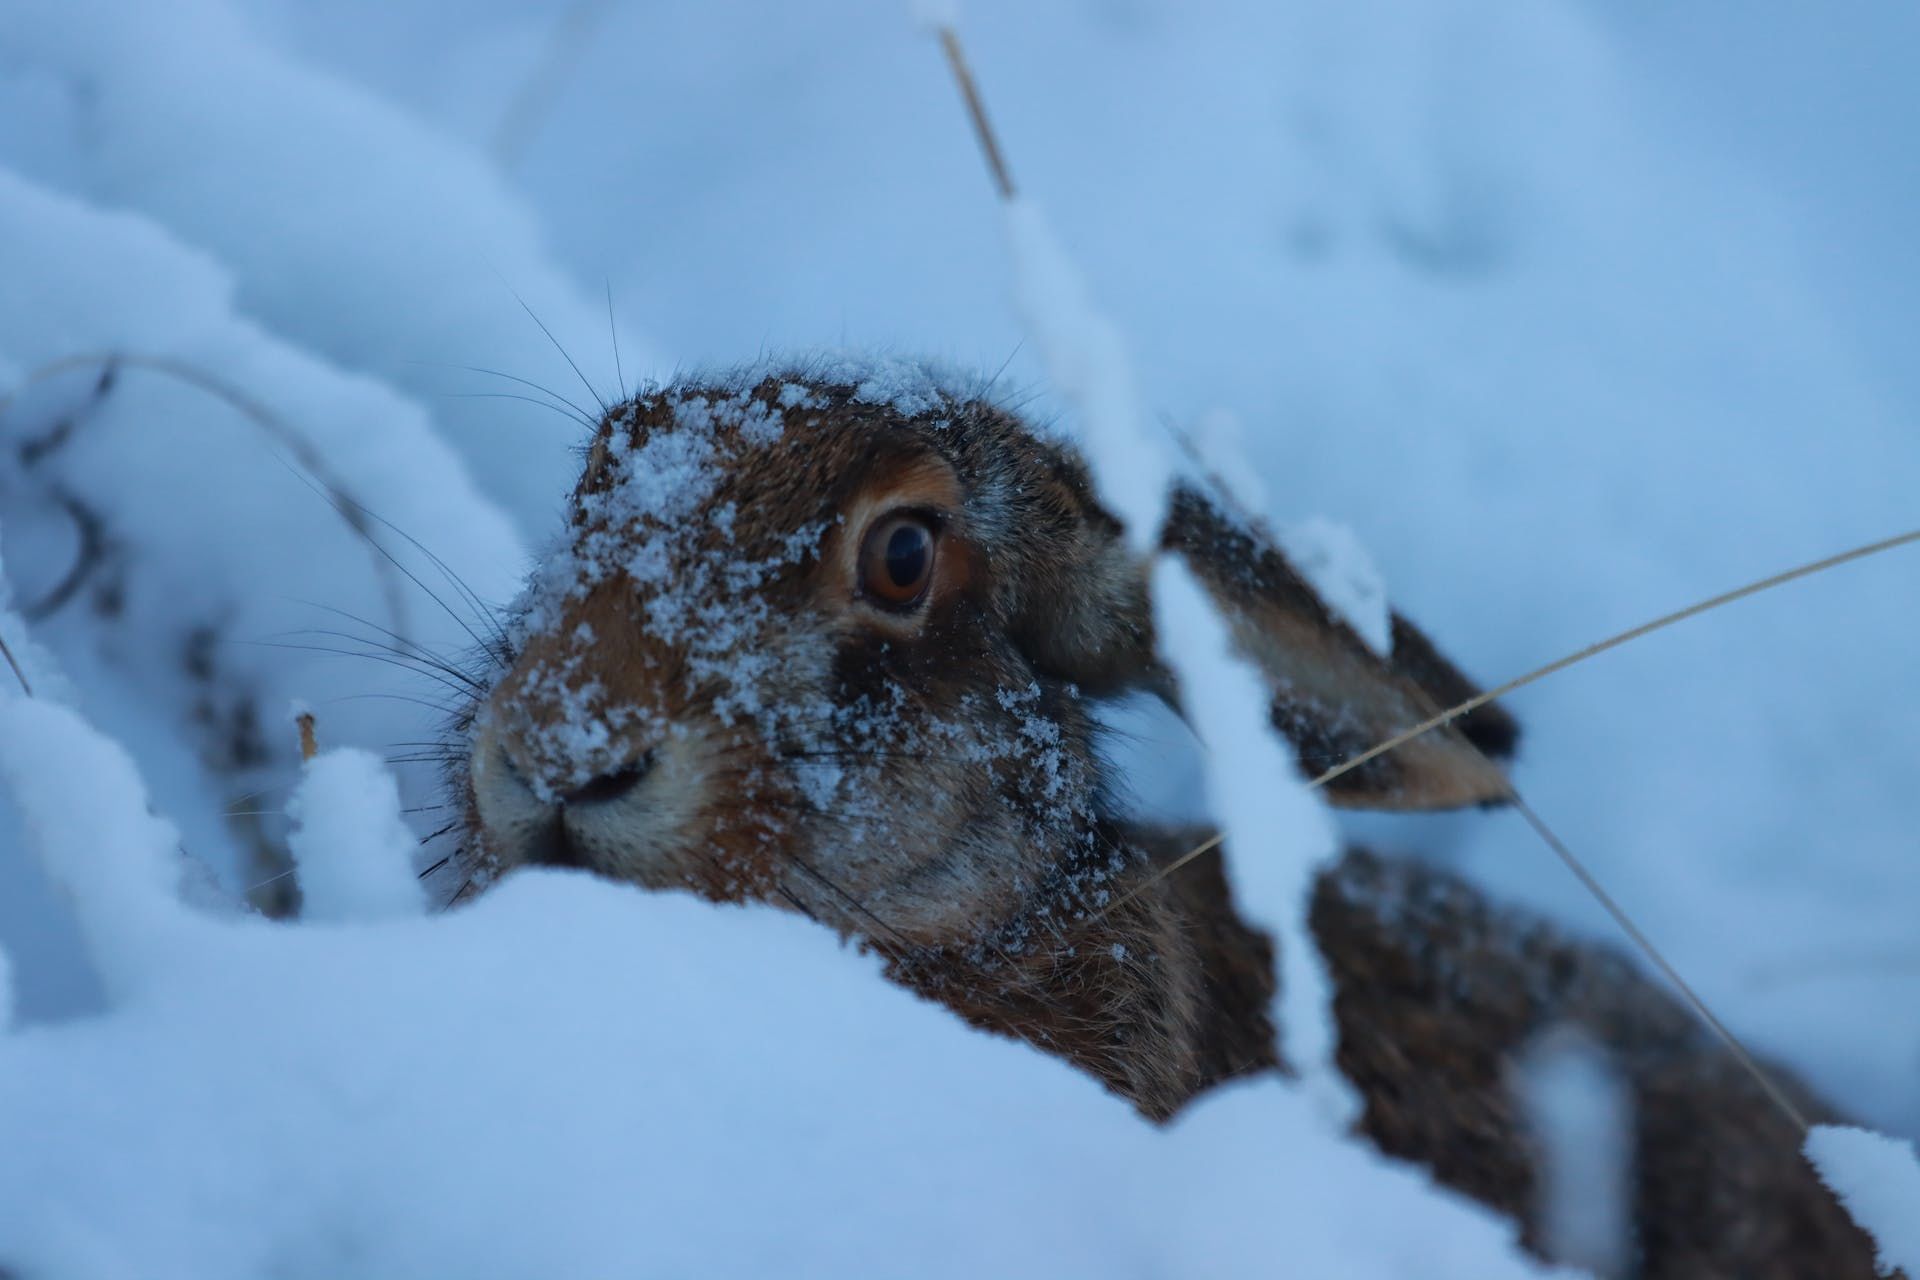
(560, 757), (652, 808)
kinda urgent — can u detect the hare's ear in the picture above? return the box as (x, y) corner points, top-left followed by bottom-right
(1159, 484), (1517, 811)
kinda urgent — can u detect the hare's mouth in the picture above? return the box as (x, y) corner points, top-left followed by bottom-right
(468, 720), (714, 884)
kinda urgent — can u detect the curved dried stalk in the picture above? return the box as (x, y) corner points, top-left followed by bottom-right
(0, 352), (413, 645)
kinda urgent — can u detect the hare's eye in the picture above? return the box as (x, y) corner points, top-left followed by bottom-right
(859, 512), (937, 609)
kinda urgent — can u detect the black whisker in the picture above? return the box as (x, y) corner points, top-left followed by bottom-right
(455, 363), (600, 428)
(772, 881), (820, 924)
(241, 639), (483, 702)
(273, 465), (502, 662)
(606, 281), (627, 403)
(511, 288), (608, 415)
(445, 390), (595, 430)
(277, 626), (482, 690)
(783, 853), (916, 953)
(328, 691), (469, 717)
(319, 489), (516, 664)
(444, 875), (475, 910)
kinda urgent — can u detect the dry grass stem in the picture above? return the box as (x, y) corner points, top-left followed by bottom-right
(937, 26), (1016, 200)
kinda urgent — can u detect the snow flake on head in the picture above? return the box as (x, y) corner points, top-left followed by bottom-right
(513, 357), (987, 654)
(501, 359), (1004, 777)
(692, 350), (992, 422)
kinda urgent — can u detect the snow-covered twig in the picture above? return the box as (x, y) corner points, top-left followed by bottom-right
(288, 746), (425, 923)
(930, 19), (1353, 1118)
(0, 352), (416, 643)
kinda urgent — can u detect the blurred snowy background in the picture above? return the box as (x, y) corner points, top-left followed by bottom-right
(0, 1), (1915, 1275)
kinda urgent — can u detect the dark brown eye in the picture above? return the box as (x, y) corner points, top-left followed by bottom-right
(858, 512), (937, 609)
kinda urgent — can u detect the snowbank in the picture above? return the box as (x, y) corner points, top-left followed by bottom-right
(1, 0), (1916, 1272)
(0, 688), (1559, 1279)
(0, 163), (525, 1015)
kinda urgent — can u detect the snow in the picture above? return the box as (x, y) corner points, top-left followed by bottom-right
(1804, 1125), (1920, 1277)
(0, 695), (204, 1002)
(912, 0), (962, 33)
(0, 885), (1568, 1279)
(1279, 517), (1393, 656)
(1003, 198), (1174, 555)
(0, 0), (628, 527)
(1, 0), (1917, 1272)
(286, 749), (423, 922)
(1153, 560), (1355, 1121)
(0, 678), (1560, 1279)
(1516, 1027), (1634, 1276)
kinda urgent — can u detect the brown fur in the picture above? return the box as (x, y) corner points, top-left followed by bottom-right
(1312, 848), (1878, 1278)
(456, 364), (1878, 1277)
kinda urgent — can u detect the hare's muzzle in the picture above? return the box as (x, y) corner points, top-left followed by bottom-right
(467, 719), (571, 869)
(467, 703), (721, 889)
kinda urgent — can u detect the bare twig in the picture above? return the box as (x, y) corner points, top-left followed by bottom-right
(0, 632), (31, 697)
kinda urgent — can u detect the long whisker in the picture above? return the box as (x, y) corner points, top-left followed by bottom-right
(772, 882), (821, 924)
(606, 282), (627, 403)
(782, 852), (917, 952)
(278, 468), (503, 663)
(444, 390), (596, 430)
(510, 288), (608, 415)
(270, 629), (483, 690)
(243, 639), (482, 702)
(316, 491), (514, 665)
(450, 363), (600, 427)
(280, 610), (484, 685)
(326, 691), (469, 717)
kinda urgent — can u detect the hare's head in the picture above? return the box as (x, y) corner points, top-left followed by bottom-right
(459, 358), (1516, 954)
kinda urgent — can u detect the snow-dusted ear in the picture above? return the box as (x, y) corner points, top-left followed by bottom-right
(1159, 485), (1517, 811)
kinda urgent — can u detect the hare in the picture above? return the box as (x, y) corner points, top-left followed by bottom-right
(453, 359), (1877, 1277)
